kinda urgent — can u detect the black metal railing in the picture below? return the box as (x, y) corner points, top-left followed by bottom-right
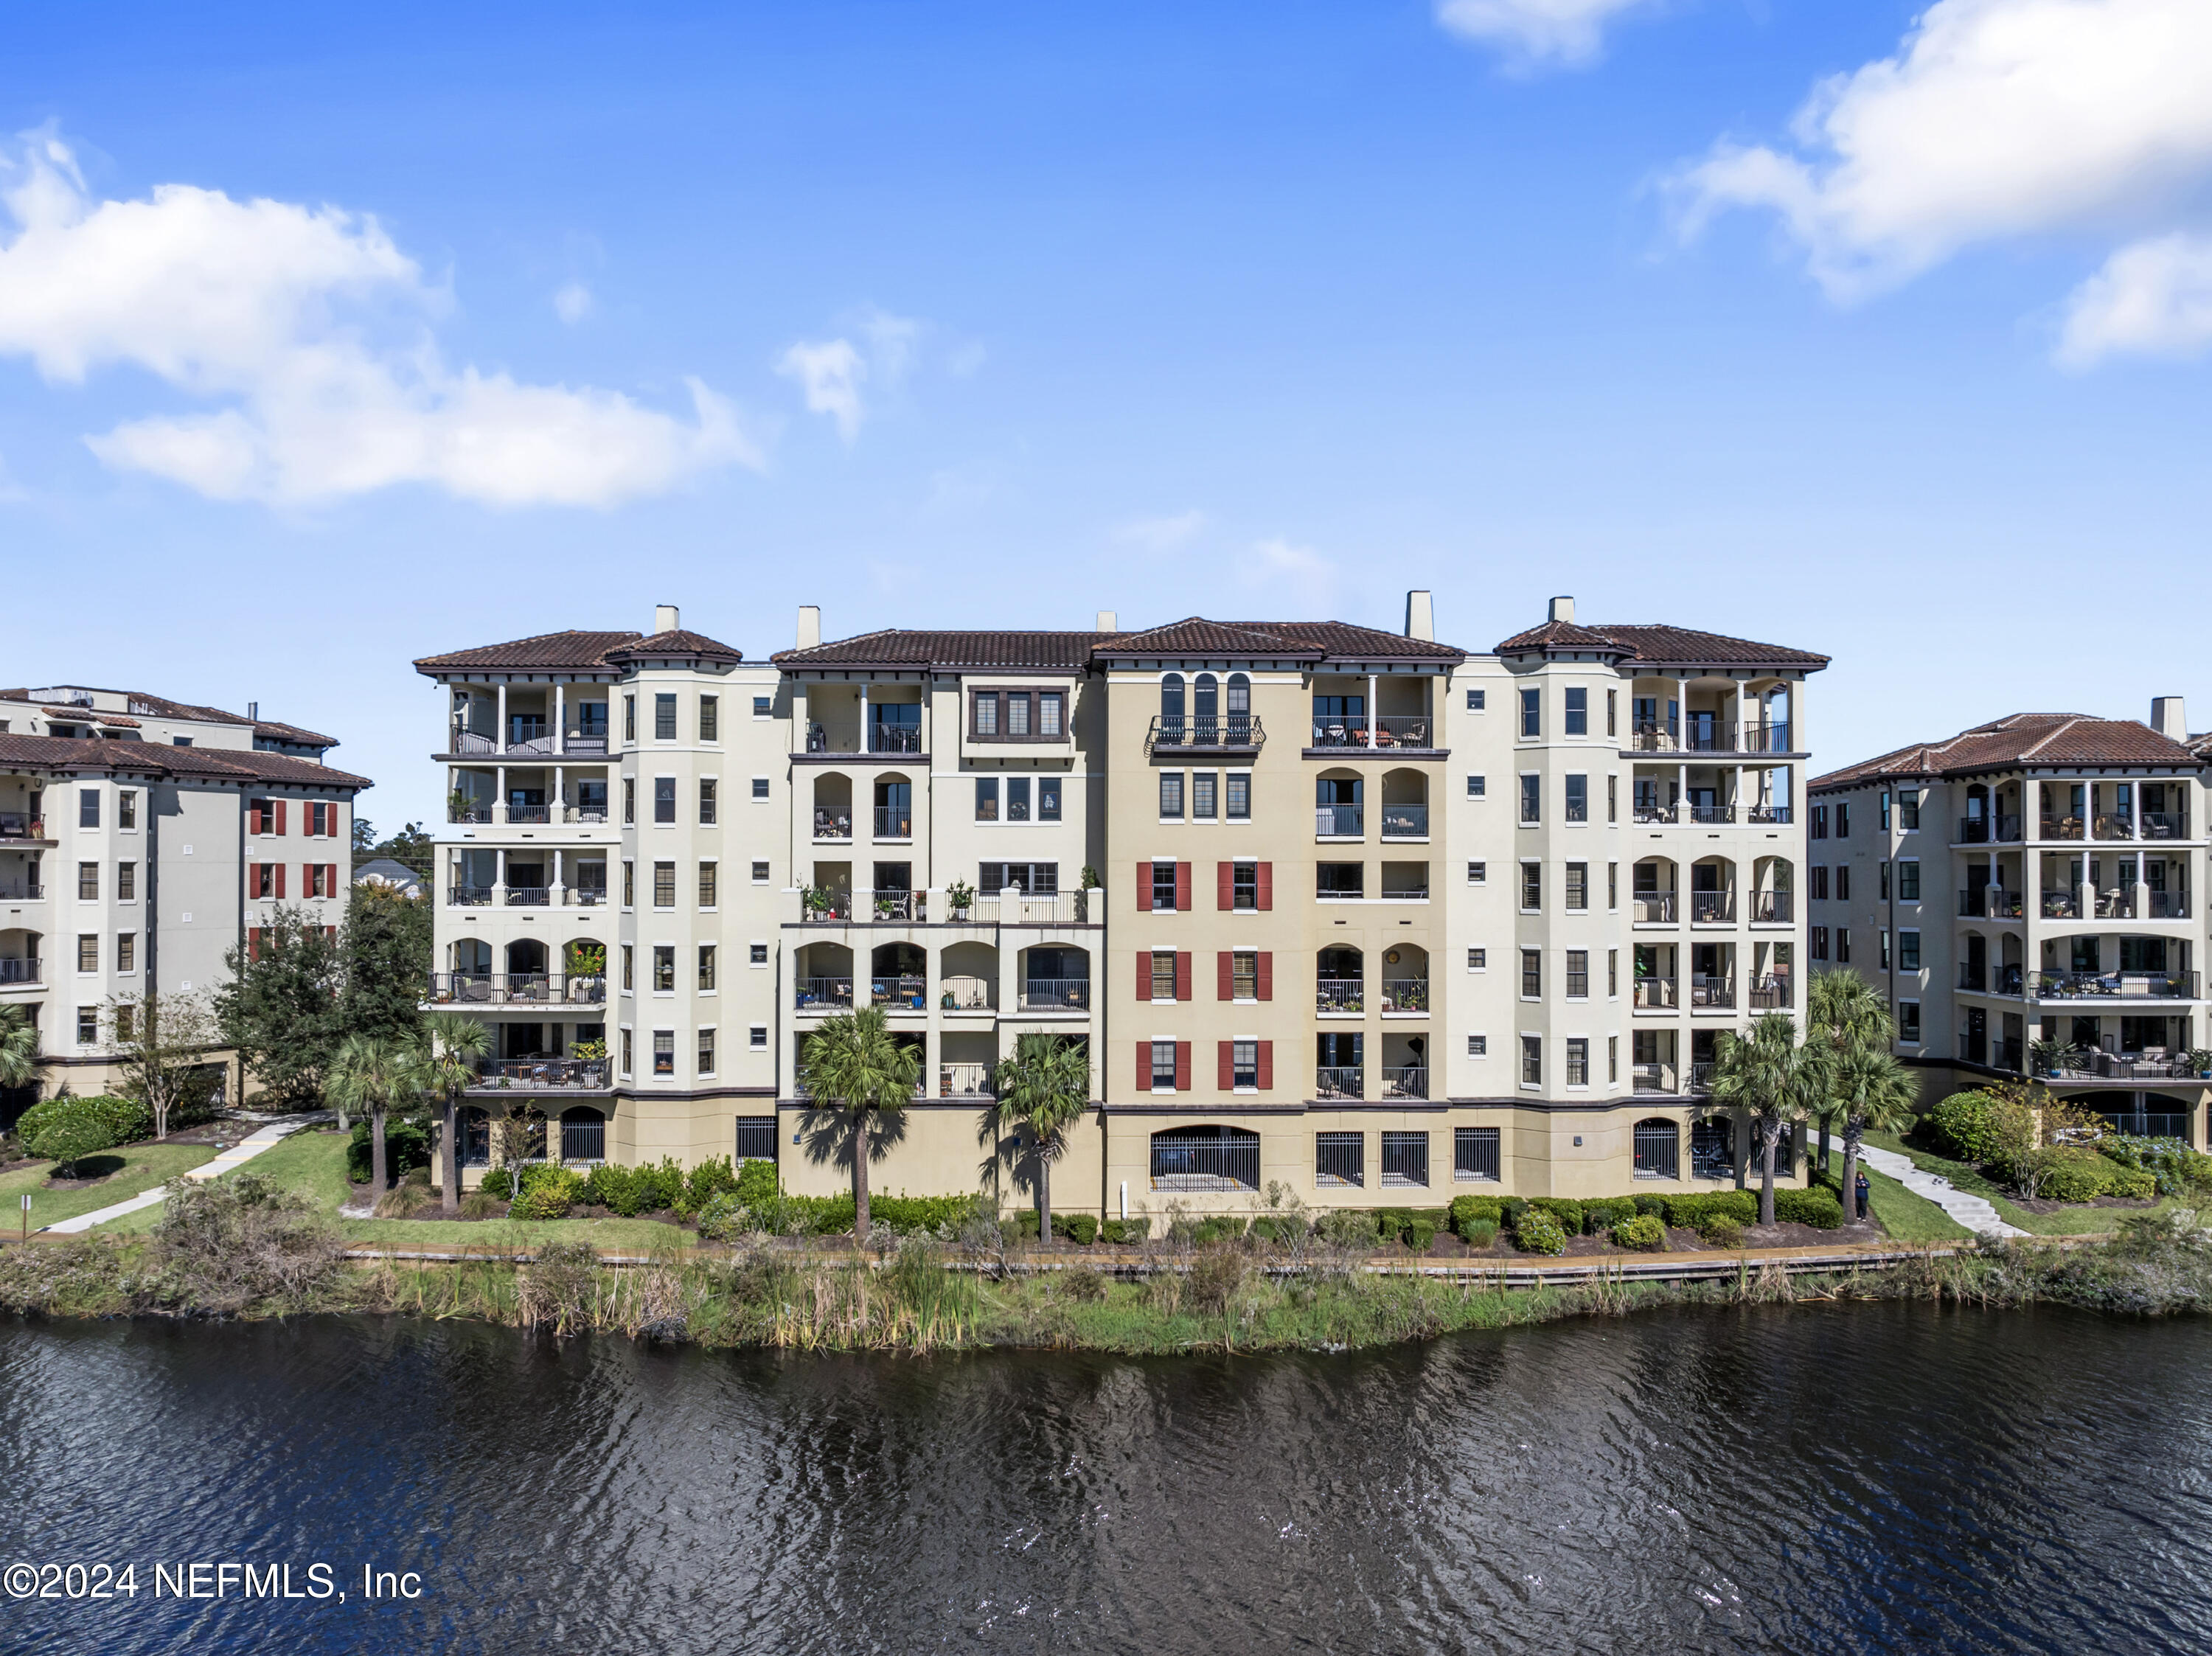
(1315, 804), (1363, 837)
(1316, 1131), (1364, 1187)
(1307, 714), (1430, 750)
(795, 976), (855, 1009)
(1382, 978), (1428, 1012)
(1750, 890), (1791, 922)
(871, 975), (929, 1009)
(0, 958), (38, 984)
(473, 1060), (610, 1092)
(1634, 978), (1678, 1009)
(2148, 890), (2191, 918)
(1632, 804), (1679, 824)
(1746, 805), (1794, 825)
(1957, 815), (2023, 843)
(426, 973), (606, 1006)
(1380, 1066), (1428, 1101)
(812, 811), (853, 841)
(1316, 978), (1364, 1012)
(2140, 811), (2191, 840)
(2038, 817), (2086, 841)
(1019, 978), (1091, 1011)
(448, 884), (493, 906)
(1380, 804), (1428, 838)
(1689, 975), (1735, 1008)
(506, 886), (549, 907)
(2030, 970), (2199, 1001)
(1315, 1065), (1364, 1099)
(867, 723), (923, 754)
(872, 807), (913, 838)
(1635, 893), (1677, 922)
(560, 1115), (608, 1159)
(1748, 976), (1792, 1009)
(1684, 803), (1735, 825)
(1632, 1063), (1675, 1093)
(1148, 714), (1264, 753)
(1690, 891), (1733, 924)
(1149, 1129), (1260, 1191)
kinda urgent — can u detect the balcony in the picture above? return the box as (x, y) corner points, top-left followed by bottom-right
(796, 976), (855, 1011)
(1956, 815), (2024, 843)
(1625, 720), (1792, 754)
(1634, 893), (1677, 923)
(2040, 891), (2081, 919)
(1689, 891), (1735, 924)
(1746, 805), (1794, 825)
(1019, 978), (1092, 1012)
(1689, 1061), (1714, 1091)
(1633, 803), (1679, 825)
(1316, 978), (1365, 1013)
(1147, 714), (1264, 755)
(870, 975), (930, 1010)
(1315, 1065), (1364, 1100)
(2093, 814), (2139, 841)
(0, 815), (46, 841)
(1632, 1063), (1676, 1093)
(507, 804), (552, 825)
(0, 959), (39, 984)
(2037, 817), (2086, 842)
(562, 727), (610, 756)
(506, 886), (549, 907)
(1750, 891), (1791, 923)
(1380, 803), (1428, 838)
(2099, 891), (2136, 919)
(2148, 891), (2192, 919)
(866, 891), (925, 922)
(1305, 714), (1433, 751)
(1634, 978), (1678, 1009)
(449, 885), (493, 907)
(1382, 978), (1429, 1013)
(1684, 804), (1735, 825)
(939, 975), (997, 1012)
(1688, 975), (1735, 1009)
(2140, 811), (2191, 841)
(976, 890), (1093, 925)
(1315, 804), (1363, 838)
(872, 806), (913, 839)
(1958, 889), (2024, 919)
(450, 804), (493, 824)
(425, 973), (607, 1006)
(471, 1058), (610, 1092)
(811, 810), (854, 841)
(869, 724), (923, 755)
(1380, 1065), (1428, 1100)
(0, 880), (41, 901)
(1748, 976), (1792, 1009)
(2030, 970), (2200, 1001)
(939, 1062), (995, 1098)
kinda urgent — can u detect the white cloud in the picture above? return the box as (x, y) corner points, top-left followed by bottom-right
(1237, 537), (1341, 613)
(552, 281), (593, 324)
(776, 338), (866, 442)
(2057, 232), (2212, 366)
(1435, 0), (1657, 68)
(1674, 0), (2212, 302)
(1113, 509), (1206, 552)
(0, 130), (762, 506)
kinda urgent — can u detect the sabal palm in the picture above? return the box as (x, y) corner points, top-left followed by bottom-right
(327, 1032), (424, 1194)
(1806, 969), (1891, 1169)
(420, 1012), (489, 1216)
(798, 1006), (919, 1243)
(990, 1033), (1091, 1243)
(0, 1006), (39, 1091)
(1708, 1013), (1819, 1226)
(1830, 1045), (1919, 1224)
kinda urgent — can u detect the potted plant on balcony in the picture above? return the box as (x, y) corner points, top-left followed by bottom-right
(1077, 866), (1100, 923)
(2184, 1048), (2212, 1079)
(946, 878), (975, 922)
(874, 892), (900, 920)
(447, 788), (476, 824)
(801, 884), (835, 920)
(2028, 1037), (2084, 1078)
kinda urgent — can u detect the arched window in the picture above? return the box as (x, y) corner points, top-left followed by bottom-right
(1633, 1118), (1680, 1179)
(1160, 673), (1185, 740)
(560, 1106), (607, 1163)
(1194, 673), (1219, 742)
(1225, 673), (1251, 740)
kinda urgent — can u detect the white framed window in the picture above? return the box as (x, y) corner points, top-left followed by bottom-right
(1467, 860), (1486, 885)
(1467, 1034), (1487, 1057)
(749, 942), (768, 966)
(1467, 947), (1486, 971)
(1467, 775), (1485, 798)
(1466, 688), (1486, 712)
(750, 1025), (769, 1049)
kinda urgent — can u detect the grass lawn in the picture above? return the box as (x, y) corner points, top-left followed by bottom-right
(1862, 1129), (2177, 1237)
(0, 1144), (217, 1233)
(1860, 1161), (1972, 1242)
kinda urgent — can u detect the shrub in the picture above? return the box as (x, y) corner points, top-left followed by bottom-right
(1000, 1217), (1034, 1248)
(1773, 1188), (1845, 1229)
(1499, 1197), (1528, 1228)
(21, 1093), (152, 1152)
(372, 1183), (434, 1218)
(1583, 1197), (1638, 1234)
(2037, 1152), (2115, 1204)
(1318, 1208), (1380, 1248)
(1463, 1221), (1499, 1250)
(1613, 1214), (1666, 1252)
(1926, 1090), (2006, 1163)
(512, 1165), (585, 1220)
(695, 1191), (754, 1241)
(1178, 1214), (1246, 1245)
(871, 1194), (981, 1234)
(1513, 1208), (1568, 1256)
(1663, 1190), (1757, 1230)
(1057, 1212), (1099, 1245)
(735, 1158), (779, 1208)
(2100, 1135), (2212, 1197)
(1401, 1220), (1437, 1254)
(1632, 1194), (1668, 1219)
(2106, 1165), (2158, 1201)
(1449, 1194), (1503, 1236)
(586, 1163), (641, 1215)
(1526, 1197), (1584, 1236)
(24, 1110), (116, 1176)
(1700, 1215), (1745, 1249)
(626, 1158), (686, 1214)
(459, 1190), (505, 1220)
(1101, 1218), (1150, 1245)
(403, 1165), (432, 1188)
(1186, 1246), (1248, 1312)
(346, 1118), (431, 1184)
(683, 1156), (740, 1215)
(479, 1167), (514, 1200)
(148, 1173), (344, 1315)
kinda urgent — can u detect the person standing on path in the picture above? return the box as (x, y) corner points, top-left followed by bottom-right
(1854, 1169), (1871, 1222)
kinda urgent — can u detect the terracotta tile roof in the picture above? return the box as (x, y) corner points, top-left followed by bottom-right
(1813, 713), (2199, 790)
(1493, 621), (1829, 668)
(1091, 617), (1467, 661)
(0, 734), (369, 788)
(252, 719), (338, 747)
(772, 630), (1119, 670)
(4, 687), (336, 745)
(413, 630), (645, 672)
(602, 628), (743, 664)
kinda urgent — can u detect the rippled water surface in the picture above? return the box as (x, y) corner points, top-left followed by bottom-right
(2, 1305), (2209, 1653)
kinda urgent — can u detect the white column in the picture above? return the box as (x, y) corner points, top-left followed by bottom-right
(494, 847), (509, 907)
(552, 847), (566, 908)
(495, 765), (507, 824)
(1676, 762), (1688, 818)
(496, 682), (508, 752)
(1367, 672), (1378, 745)
(860, 681), (871, 754)
(554, 682), (566, 754)
(554, 765), (564, 822)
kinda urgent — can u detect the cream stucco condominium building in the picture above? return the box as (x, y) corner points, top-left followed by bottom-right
(414, 595), (1825, 1211)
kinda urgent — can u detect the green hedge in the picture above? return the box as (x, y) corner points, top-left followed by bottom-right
(2107, 1165), (2157, 1201)
(2037, 1153), (2113, 1204)
(1925, 1091), (2006, 1162)
(1773, 1188), (1844, 1229)
(19, 1094), (153, 1158)
(1051, 1211), (1100, 1245)
(1101, 1217), (1150, 1245)
(1449, 1194), (1502, 1236)
(1582, 1197), (1639, 1234)
(1663, 1190), (1758, 1229)
(1613, 1214), (1666, 1251)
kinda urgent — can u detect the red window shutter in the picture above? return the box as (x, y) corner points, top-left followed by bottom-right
(1175, 861), (1192, 911)
(1175, 951), (1192, 1001)
(1137, 863), (1151, 912)
(1175, 1041), (1192, 1091)
(326, 926), (335, 940)
(275, 863), (287, 898)
(247, 927), (261, 963)
(1217, 861), (1233, 910)
(1256, 952), (1273, 1001)
(247, 803), (258, 835)
(1217, 951), (1233, 1001)
(327, 862), (339, 896)
(1217, 1041), (1233, 1090)
(1137, 1043), (1150, 1092)
(275, 800), (288, 835)
(1256, 862), (1273, 911)
(1256, 1041), (1274, 1090)
(1137, 951), (1152, 1002)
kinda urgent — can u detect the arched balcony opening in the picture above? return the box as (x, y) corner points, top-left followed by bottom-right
(812, 773), (853, 841)
(1688, 856), (1736, 925)
(872, 774), (913, 840)
(1149, 1125), (1259, 1192)
(939, 939), (998, 1012)
(1750, 857), (1792, 924)
(795, 942), (855, 1011)
(871, 942), (927, 1009)
(559, 1105), (607, 1163)
(1193, 673), (1219, 742)
(1380, 943), (1428, 1014)
(1633, 858), (1678, 922)
(1018, 944), (1090, 1012)
(562, 939), (607, 1005)
(1315, 769), (1363, 838)
(1380, 768), (1428, 839)
(1317, 944), (1363, 1012)
(1159, 672), (1186, 740)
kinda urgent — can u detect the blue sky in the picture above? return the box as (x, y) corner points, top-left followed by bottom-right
(5, 1), (2211, 829)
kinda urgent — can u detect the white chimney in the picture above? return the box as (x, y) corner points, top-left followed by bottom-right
(797, 605), (821, 649)
(1548, 595), (1575, 624)
(1096, 610), (1118, 633)
(655, 604), (680, 634)
(2152, 696), (2187, 740)
(1405, 590), (1434, 641)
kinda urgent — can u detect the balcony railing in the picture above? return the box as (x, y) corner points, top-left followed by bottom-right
(2038, 818), (2086, 841)
(1315, 1065), (1364, 1100)
(2040, 891), (2080, 919)
(2098, 891), (2136, 920)
(1625, 720), (1791, 754)
(2030, 970), (2200, 1001)
(1307, 714), (1432, 750)
(0, 880), (41, 900)
(0, 815), (46, 840)
(1748, 976), (1792, 1009)
(872, 807), (913, 839)
(506, 886), (549, 907)
(2148, 890), (2191, 919)
(570, 886), (608, 907)
(868, 724), (924, 754)
(976, 890), (1092, 925)
(1381, 880), (1430, 902)
(1750, 890), (1791, 923)
(449, 726), (498, 754)
(871, 975), (929, 1009)
(795, 976), (855, 1010)
(1315, 804), (1363, 838)
(473, 1058), (610, 1091)
(2093, 814), (2138, 841)
(1957, 815), (2024, 843)
(1634, 978), (1677, 1009)
(1149, 714), (1264, 754)
(1380, 803), (1428, 838)
(1745, 804), (1793, 825)
(561, 727), (610, 755)
(1381, 978), (1429, 1012)
(1316, 978), (1365, 1013)
(425, 973), (607, 1006)
(507, 804), (552, 824)
(812, 811), (853, 841)
(939, 1062), (995, 1098)
(1684, 804), (1735, 825)
(1634, 893), (1677, 922)
(1632, 803), (1679, 824)
(449, 805), (493, 824)
(2140, 811), (2191, 840)
(1689, 975), (1735, 1008)
(449, 885), (493, 907)
(867, 891), (924, 922)
(1689, 1061), (1714, 1092)
(1689, 891), (1734, 924)
(1958, 889), (2024, 919)
(939, 975), (997, 1011)
(1019, 978), (1092, 1012)
(1380, 1065), (1428, 1100)
(1632, 1062), (1675, 1093)
(0, 959), (40, 984)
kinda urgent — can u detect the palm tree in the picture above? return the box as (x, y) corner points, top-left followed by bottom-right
(326, 1032), (424, 1195)
(796, 1006), (919, 1244)
(1806, 970), (1892, 1172)
(0, 1006), (41, 1093)
(1830, 1046), (1919, 1224)
(419, 1012), (489, 1217)
(1708, 1012), (1820, 1226)
(990, 1033), (1092, 1244)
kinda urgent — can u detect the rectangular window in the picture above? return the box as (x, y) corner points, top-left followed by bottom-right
(750, 1026), (768, 1050)
(1812, 804), (1827, 839)
(1879, 862), (1890, 900)
(973, 692), (999, 737)
(119, 791), (137, 829)
(1152, 861), (1179, 911)
(1564, 686), (1587, 735)
(698, 945), (717, 990)
(1520, 862), (1541, 911)
(1232, 950), (1258, 1001)
(1838, 927), (1853, 964)
(1898, 1001), (1921, 1042)
(975, 778), (999, 821)
(1316, 1131), (1364, 1188)
(1467, 861), (1486, 885)
(1007, 693), (1031, 737)
(1565, 775), (1587, 821)
(116, 933), (135, 972)
(1521, 1036), (1541, 1086)
(1565, 862), (1587, 911)
(622, 944), (634, 991)
(1519, 774), (1540, 824)
(1382, 1131), (1429, 1188)
(623, 862), (636, 906)
(1880, 790), (1891, 831)
(1837, 801), (1851, 838)
(699, 779), (717, 824)
(1040, 692), (1062, 737)
(1151, 950), (1177, 1001)
(653, 946), (675, 992)
(1899, 930), (1921, 971)
(1159, 772), (1184, 819)
(750, 942), (768, 965)
(752, 860), (770, 883)
(1607, 862), (1618, 910)
(1521, 949), (1541, 998)
(1007, 777), (1032, 821)
(623, 779), (636, 825)
(1899, 787), (1920, 830)
(654, 694), (677, 740)
(1898, 860), (1921, 902)
(1837, 866), (1851, 902)
(1607, 774), (1617, 824)
(1192, 772), (1217, 819)
(1467, 1034), (1487, 1057)
(1225, 773), (1251, 820)
(79, 789), (99, 829)
(698, 1028), (716, 1075)
(78, 862), (98, 900)
(77, 1006), (97, 1043)
(1467, 774), (1486, 798)
(624, 695), (636, 742)
(1879, 930), (1889, 970)
(1040, 777), (1062, 821)
(1454, 1126), (1500, 1183)
(1812, 867), (1829, 901)
(1608, 948), (1618, 997)
(699, 695), (718, 741)
(1231, 1039), (1258, 1090)
(1566, 950), (1589, 998)
(622, 1029), (635, 1075)
(1811, 926), (1828, 961)
(751, 777), (770, 800)
(1519, 688), (1540, 739)
(653, 862), (675, 908)
(654, 776), (675, 824)
(1233, 863), (1258, 910)
(653, 1031), (675, 1075)
(1565, 1038), (1590, 1087)
(1150, 1040), (1178, 1090)
(699, 862), (717, 907)
(1606, 689), (1617, 738)
(1467, 947), (1486, 970)
(1467, 688), (1486, 711)
(753, 695), (772, 719)
(77, 934), (97, 973)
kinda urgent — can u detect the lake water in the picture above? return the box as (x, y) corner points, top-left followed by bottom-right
(2, 1304), (2208, 1654)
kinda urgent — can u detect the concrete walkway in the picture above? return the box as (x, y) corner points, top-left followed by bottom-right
(44, 1119), (313, 1234)
(1853, 1141), (2028, 1239)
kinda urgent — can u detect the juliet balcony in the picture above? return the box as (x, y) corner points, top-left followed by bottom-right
(1148, 714), (1265, 756)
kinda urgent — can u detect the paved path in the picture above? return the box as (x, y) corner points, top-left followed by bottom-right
(44, 1120), (313, 1234)
(1853, 1141), (2028, 1238)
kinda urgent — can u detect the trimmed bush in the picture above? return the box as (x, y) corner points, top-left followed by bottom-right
(19, 1093), (153, 1156)
(25, 1110), (115, 1176)
(1051, 1211), (1100, 1245)
(1499, 1196), (1528, 1228)
(735, 1158), (779, 1208)
(695, 1191), (754, 1241)
(1512, 1208), (1567, 1256)
(1663, 1190), (1757, 1230)
(1613, 1214), (1666, 1252)
(1401, 1220), (1437, 1254)
(1773, 1188), (1845, 1229)
(2106, 1165), (2158, 1201)
(1926, 1091), (2006, 1163)
(1526, 1197), (1584, 1236)
(1700, 1215), (1745, 1249)
(1449, 1194), (1503, 1236)
(510, 1163), (585, 1220)
(1583, 1197), (1638, 1234)
(479, 1167), (513, 1200)
(1101, 1217), (1150, 1245)
(347, 1118), (431, 1184)
(1632, 1194), (1668, 1219)
(1463, 1221), (1499, 1250)
(683, 1156), (740, 1214)
(2037, 1153), (2115, 1204)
